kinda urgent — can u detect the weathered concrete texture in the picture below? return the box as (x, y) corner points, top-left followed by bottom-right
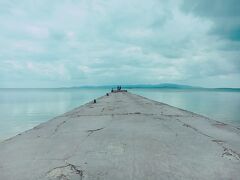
(0, 92), (239, 180)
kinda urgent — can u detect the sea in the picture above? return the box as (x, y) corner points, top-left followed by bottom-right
(0, 88), (239, 141)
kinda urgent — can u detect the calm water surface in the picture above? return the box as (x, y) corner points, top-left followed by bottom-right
(0, 88), (239, 140)
(0, 88), (107, 140)
(131, 89), (240, 125)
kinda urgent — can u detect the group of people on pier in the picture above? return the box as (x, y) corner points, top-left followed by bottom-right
(117, 86), (122, 91)
(111, 85), (123, 92)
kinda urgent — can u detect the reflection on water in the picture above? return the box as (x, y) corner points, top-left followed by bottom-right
(0, 88), (239, 140)
(0, 88), (107, 140)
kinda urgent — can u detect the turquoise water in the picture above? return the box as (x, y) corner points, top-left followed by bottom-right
(0, 88), (240, 140)
(131, 89), (240, 125)
(0, 88), (107, 140)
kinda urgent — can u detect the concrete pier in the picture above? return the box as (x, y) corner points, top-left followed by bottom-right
(0, 92), (239, 180)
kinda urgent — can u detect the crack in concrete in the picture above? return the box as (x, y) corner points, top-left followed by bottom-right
(212, 139), (225, 143)
(222, 147), (240, 160)
(178, 120), (213, 138)
(53, 120), (66, 135)
(213, 141), (240, 161)
(63, 127), (106, 160)
(46, 163), (83, 180)
(64, 113), (192, 118)
(177, 119), (240, 161)
(87, 127), (105, 136)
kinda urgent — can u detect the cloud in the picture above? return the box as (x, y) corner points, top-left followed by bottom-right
(0, 0), (239, 87)
(181, 0), (240, 41)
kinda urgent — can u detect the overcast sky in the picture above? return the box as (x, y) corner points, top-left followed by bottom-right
(0, 0), (240, 88)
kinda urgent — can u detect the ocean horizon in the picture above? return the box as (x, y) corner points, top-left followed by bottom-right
(0, 87), (239, 141)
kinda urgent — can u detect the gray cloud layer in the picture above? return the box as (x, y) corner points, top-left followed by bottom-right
(182, 0), (240, 41)
(0, 0), (239, 87)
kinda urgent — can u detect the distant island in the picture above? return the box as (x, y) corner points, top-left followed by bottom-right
(66, 83), (240, 91)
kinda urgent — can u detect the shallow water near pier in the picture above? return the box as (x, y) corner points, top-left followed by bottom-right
(0, 88), (239, 140)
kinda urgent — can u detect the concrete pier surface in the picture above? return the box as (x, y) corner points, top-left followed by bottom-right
(0, 92), (239, 180)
